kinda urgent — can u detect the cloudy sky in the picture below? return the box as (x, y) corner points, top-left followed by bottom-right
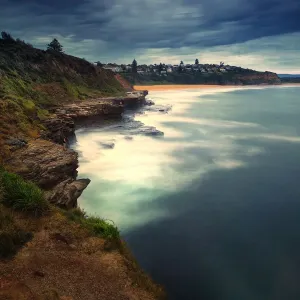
(1, 0), (299, 73)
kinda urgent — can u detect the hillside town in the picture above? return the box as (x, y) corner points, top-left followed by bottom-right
(96, 60), (255, 75)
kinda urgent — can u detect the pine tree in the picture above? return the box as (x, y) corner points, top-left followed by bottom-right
(132, 59), (137, 73)
(47, 38), (63, 52)
(195, 59), (199, 65)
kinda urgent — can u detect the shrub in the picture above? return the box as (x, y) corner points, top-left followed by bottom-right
(0, 209), (32, 258)
(65, 208), (120, 240)
(0, 171), (49, 215)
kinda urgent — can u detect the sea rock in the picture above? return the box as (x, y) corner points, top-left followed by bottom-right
(144, 104), (172, 113)
(145, 99), (155, 106)
(99, 141), (115, 149)
(139, 126), (164, 136)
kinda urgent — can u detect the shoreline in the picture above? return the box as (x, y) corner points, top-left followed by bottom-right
(134, 83), (300, 91)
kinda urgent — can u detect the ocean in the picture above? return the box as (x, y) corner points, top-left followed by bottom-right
(71, 86), (300, 300)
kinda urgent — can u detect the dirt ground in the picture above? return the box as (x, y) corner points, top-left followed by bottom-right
(0, 210), (165, 300)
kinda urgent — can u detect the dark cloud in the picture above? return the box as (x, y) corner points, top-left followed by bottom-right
(0, 0), (299, 71)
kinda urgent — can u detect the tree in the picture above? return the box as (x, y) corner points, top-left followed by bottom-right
(47, 38), (63, 52)
(195, 59), (199, 65)
(132, 59), (137, 73)
(178, 65), (183, 73)
(95, 61), (103, 67)
(1, 31), (14, 41)
(158, 63), (163, 73)
(180, 61), (184, 65)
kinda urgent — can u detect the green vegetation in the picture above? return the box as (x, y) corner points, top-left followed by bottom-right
(0, 32), (125, 161)
(64, 208), (120, 240)
(0, 170), (49, 216)
(0, 207), (32, 258)
(132, 59), (138, 73)
(124, 71), (237, 85)
(47, 38), (63, 52)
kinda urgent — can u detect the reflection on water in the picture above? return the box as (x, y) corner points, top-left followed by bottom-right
(72, 86), (300, 299)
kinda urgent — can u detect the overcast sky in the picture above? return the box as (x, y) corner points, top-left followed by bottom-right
(1, 0), (299, 73)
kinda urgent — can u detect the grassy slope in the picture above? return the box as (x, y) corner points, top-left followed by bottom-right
(0, 38), (125, 162)
(0, 163), (165, 299)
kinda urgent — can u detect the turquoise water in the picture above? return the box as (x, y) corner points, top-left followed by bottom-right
(73, 86), (300, 299)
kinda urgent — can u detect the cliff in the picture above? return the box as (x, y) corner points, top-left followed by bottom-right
(0, 37), (125, 162)
(0, 36), (163, 299)
(123, 69), (281, 86)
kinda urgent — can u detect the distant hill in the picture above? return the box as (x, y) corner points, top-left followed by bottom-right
(123, 69), (281, 86)
(278, 74), (300, 78)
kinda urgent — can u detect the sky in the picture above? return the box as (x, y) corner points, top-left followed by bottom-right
(0, 0), (299, 73)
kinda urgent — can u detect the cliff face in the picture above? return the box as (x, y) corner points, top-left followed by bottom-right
(123, 70), (282, 86)
(234, 71), (281, 85)
(0, 38), (126, 163)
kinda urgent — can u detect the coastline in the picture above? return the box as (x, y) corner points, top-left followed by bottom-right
(134, 83), (300, 91)
(1, 94), (165, 300)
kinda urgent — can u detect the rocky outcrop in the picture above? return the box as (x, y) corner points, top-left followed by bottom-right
(4, 139), (86, 208)
(234, 71), (281, 85)
(45, 178), (91, 208)
(52, 101), (124, 120)
(42, 116), (75, 144)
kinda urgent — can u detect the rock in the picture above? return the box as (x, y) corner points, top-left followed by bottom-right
(124, 136), (133, 140)
(145, 99), (155, 106)
(42, 116), (75, 144)
(140, 126), (164, 137)
(4, 139), (78, 190)
(54, 101), (123, 120)
(4, 139), (90, 208)
(33, 270), (45, 277)
(6, 138), (28, 150)
(99, 141), (115, 149)
(45, 178), (91, 209)
(144, 104), (172, 113)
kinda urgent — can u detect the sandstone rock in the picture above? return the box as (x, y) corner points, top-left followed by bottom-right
(5, 139), (78, 189)
(45, 178), (90, 208)
(42, 116), (75, 144)
(4, 139), (90, 208)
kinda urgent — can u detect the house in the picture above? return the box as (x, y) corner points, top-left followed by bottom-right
(167, 67), (173, 73)
(219, 68), (227, 73)
(103, 65), (122, 73)
(161, 70), (167, 74)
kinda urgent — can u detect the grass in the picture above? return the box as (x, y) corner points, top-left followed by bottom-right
(0, 207), (33, 258)
(0, 170), (49, 216)
(64, 207), (120, 240)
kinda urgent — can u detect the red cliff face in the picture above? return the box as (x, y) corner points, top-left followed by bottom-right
(234, 72), (281, 85)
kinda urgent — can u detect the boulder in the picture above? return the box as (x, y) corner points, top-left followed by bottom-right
(45, 178), (91, 209)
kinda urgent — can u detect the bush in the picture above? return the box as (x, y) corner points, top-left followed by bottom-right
(65, 208), (120, 240)
(0, 171), (49, 215)
(0, 209), (32, 258)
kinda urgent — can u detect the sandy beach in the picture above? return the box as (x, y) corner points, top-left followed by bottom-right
(134, 83), (300, 91)
(134, 84), (241, 91)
